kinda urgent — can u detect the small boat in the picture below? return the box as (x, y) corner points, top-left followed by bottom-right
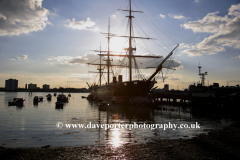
(8, 98), (25, 106)
(55, 101), (64, 106)
(112, 114), (120, 120)
(54, 93), (57, 96)
(87, 94), (94, 101)
(13, 98), (19, 101)
(99, 102), (109, 110)
(33, 96), (39, 103)
(55, 101), (64, 108)
(57, 94), (68, 102)
(46, 94), (52, 97)
(46, 94), (52, 100)
(39, 96), (44, 101)
(82, 96), (87, 98)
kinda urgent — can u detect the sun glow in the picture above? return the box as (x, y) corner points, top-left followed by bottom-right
(111, 129), (123, 148)
(110, 38), (128, 53)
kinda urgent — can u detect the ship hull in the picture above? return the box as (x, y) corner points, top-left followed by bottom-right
(89, 80), (156, 99)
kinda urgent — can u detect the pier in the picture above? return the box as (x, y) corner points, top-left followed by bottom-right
(150, 92), (235, 106)
(151, 93), (190, 103)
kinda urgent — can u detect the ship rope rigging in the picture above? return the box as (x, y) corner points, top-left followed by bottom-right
(87, 0), (179, 88)
(131, 0), (180, 83)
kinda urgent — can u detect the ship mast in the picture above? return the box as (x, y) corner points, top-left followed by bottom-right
(89, 0), (174, 86)
(99, 43), (102, 86)
(107, 18), (111, 84)
(118, 0), (155, 81)
(128, 0), (133, 81)
(103, 17), (114, 84)
(89, 18), (127, 85)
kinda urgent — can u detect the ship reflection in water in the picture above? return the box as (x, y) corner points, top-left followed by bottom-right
(0, 92), (233, 148)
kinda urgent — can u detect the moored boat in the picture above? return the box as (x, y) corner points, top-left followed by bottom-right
(57, 94), (68, 102)
(33, 96), (39, 103)
(8, 98), (25, 106)
(87, 94), (94, 101)
(39, 96), (44, 101)
(46, 94), (52, 100)
(55, 101), (64, 106)
(112, 114), (121, 120)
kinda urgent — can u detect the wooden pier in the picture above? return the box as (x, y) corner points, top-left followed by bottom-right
(151, 93), (190, 103)
(150, 92), (234, 105)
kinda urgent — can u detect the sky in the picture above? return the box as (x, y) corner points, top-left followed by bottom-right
(0, 0), (240, 90)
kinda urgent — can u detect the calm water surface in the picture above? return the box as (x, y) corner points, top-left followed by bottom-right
(0, 92), (232, 148)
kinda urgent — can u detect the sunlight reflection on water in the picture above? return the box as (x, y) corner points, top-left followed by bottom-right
(0, 92), (232, 148)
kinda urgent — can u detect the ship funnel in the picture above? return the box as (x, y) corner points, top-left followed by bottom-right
(113, 77), (117, 83)
(118, 75), (122, 83)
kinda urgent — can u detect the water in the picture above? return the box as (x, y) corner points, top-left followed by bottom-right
(0, 92), (232, 148)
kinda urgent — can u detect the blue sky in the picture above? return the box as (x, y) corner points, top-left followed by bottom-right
(0, 0), (240, 89)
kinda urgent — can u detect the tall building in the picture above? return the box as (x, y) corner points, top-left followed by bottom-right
(5, 79), (18, 91)
(164, 84), (169, 91)
(28, 83), (37, 90)
(43, 84), (50, 89)
(25, 83), (27, 89)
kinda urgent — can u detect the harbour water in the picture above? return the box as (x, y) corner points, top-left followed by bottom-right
(0, 92), (232, 148)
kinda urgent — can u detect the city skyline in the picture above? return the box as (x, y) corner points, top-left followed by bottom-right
(3, 79), (86, 89)
(0, 0), (240, 90)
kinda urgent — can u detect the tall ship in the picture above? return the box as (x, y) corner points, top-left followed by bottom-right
(87, 0), (179, 99)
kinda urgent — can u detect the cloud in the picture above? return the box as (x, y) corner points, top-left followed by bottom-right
(164, 74), (183, 81)
(65, 17), (99, 31)
(180, 43), (225, 56)
(9, 55), (29, 60)
(181, 11), (228, 33)
(179, 43), (192, 49)
(194, 0), (200, 3)
(169, 14), (187, 19)
(18, 55), (28, 60)
(228, 3), (240, 16)
(231, 55), (240, 58)
(47, 54), (98, 65)
(0, 0), (50, 36)
(159, 14), (165, 18)
(47, 53), (182, 70)
(162, 59), (183, 69)
(180, 3), (240, 56)
(47, 56), (82, 64)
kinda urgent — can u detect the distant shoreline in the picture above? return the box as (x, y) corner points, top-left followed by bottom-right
(0, 89), (89, 93)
